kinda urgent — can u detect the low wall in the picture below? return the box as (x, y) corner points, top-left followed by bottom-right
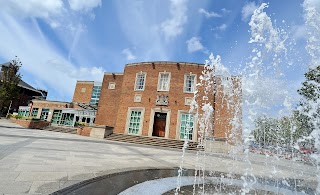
(77, 126), (92, 136)
(11, 118), (50, 129)
(77, 125), (113, 139)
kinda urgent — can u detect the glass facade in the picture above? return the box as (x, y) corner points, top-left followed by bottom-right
(60, 113), (75, 126)
(90, 85), (101, 105)
(128, 111), (142, 134)
(18, 110), (29, 117)
(40, 108), (49, 120)
(31, 108), (39, 118)
(180, 113), (194, 140)
(51, 110), (62, 124)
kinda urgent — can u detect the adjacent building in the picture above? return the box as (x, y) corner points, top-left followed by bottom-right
(0, 62), (47, 116)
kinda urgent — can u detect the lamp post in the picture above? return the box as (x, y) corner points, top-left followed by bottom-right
(6, 100), (12, 118)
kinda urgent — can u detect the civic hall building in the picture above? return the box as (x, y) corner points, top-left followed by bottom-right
(18, 61), (241, 142)
(75, 61), (242, 142)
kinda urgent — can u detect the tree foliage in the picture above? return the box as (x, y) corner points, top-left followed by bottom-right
(252, 111), (313, 148)
(0, 57), (22, 116)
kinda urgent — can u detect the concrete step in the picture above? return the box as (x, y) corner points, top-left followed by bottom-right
(104, 133), (198, 151)
(42, 126), (77, 134)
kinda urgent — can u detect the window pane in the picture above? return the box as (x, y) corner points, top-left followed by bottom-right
(135, 73), (146, 90)
(128, 110), (142, 134)
(159, 73), (169, 91)
(185, 75), (195, 92)
(180, 113), (194, 140)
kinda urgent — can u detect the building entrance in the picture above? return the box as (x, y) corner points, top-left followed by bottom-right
(152, 112), (166, 137)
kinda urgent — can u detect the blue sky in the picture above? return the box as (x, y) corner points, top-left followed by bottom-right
(0, 0), (315, 113)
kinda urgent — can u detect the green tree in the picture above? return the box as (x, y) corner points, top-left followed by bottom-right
(0, 57), (22, 116)
(297, 65), (320, 134)
(252, 113), (313, 148)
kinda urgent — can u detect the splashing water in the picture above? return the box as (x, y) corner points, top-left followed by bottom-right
(175, 1), (319, 194)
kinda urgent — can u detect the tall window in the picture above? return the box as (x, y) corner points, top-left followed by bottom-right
(40, 108), (49, 120)
(51, 110), (62, 124)
(128, 111), (142, 134)
(179, 113), (194, 140)
(18, 109), (29, 117)
(184, 74), (196, 93)
(135, 73), (146, 91)
(157, 72), (170, 91)
(90, 85), (101, 105)
(31, 108), (39, 118)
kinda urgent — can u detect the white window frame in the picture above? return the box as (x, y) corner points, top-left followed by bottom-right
(184, 74), (197, 93)
(134, 72), (147, 91)
(176, 110), (197, 142)
(157, 72), (171, 91)
(125, 107), (145, 135)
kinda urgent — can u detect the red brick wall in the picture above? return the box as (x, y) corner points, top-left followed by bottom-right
(95, 62), (242, 142)
(32, 100), (71, 109)
(214, 77), (242, 139)
(77, 126), (92, 136)
(12, 119), (50, 129)
(114, 62), (203, 140)
(95, 74), (123, 127)
(72, 81), (94, 107)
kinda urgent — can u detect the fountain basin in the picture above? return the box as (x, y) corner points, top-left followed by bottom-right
(52, 168), (316, 195)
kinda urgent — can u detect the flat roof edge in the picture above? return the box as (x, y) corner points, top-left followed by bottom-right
(125, 61), (204, 67)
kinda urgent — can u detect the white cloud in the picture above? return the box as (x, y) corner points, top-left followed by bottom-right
(186, 37), (204, 53)
(0, 0), (64, 19)
(243, 76), (300, 119)
(213, 24), (227, 31)
(68, 0), (101, 12)
(160, 0), (188, 40)
(122, 48), (136, 61)
(0, 13), (104, 101)
(198, 8), (221, 18)
(241, 2), (258, 22)
(221, 8), (231, 15)
(291, 25), (308, 40)
(303, 0), (320, 8)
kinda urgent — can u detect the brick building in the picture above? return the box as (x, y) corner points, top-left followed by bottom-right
(93, 61), (242, 142)
(17, 61), (241, 141)
(17, 81), (101, 127)
(1, 62), (47, 116)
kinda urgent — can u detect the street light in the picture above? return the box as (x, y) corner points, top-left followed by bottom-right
(6, 100), (12, 118)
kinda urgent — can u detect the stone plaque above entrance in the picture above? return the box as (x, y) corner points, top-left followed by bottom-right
(156, 95), (169, 106)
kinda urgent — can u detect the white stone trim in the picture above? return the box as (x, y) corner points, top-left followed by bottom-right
(108, 82), (116, 89)
(148, 107), (171, 138)
(176, 110), (198, 142)
(157, 72), (171, 92)
(125, 107), (145, 136)
(134, 94), (142, 102)
(184, 97), (193, 106)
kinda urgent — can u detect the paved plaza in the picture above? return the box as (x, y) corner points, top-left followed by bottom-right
(0, 119), (318, 194)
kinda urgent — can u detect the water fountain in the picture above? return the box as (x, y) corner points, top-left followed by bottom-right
(54, 1), (319, 194)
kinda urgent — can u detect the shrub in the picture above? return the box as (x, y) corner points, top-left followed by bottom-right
(14, 115), (23, 119)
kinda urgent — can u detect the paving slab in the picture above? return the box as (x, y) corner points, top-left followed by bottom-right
(0, 119), (318, 194)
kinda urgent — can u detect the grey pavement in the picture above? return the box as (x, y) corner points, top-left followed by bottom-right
(0, 119), (318, 194)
